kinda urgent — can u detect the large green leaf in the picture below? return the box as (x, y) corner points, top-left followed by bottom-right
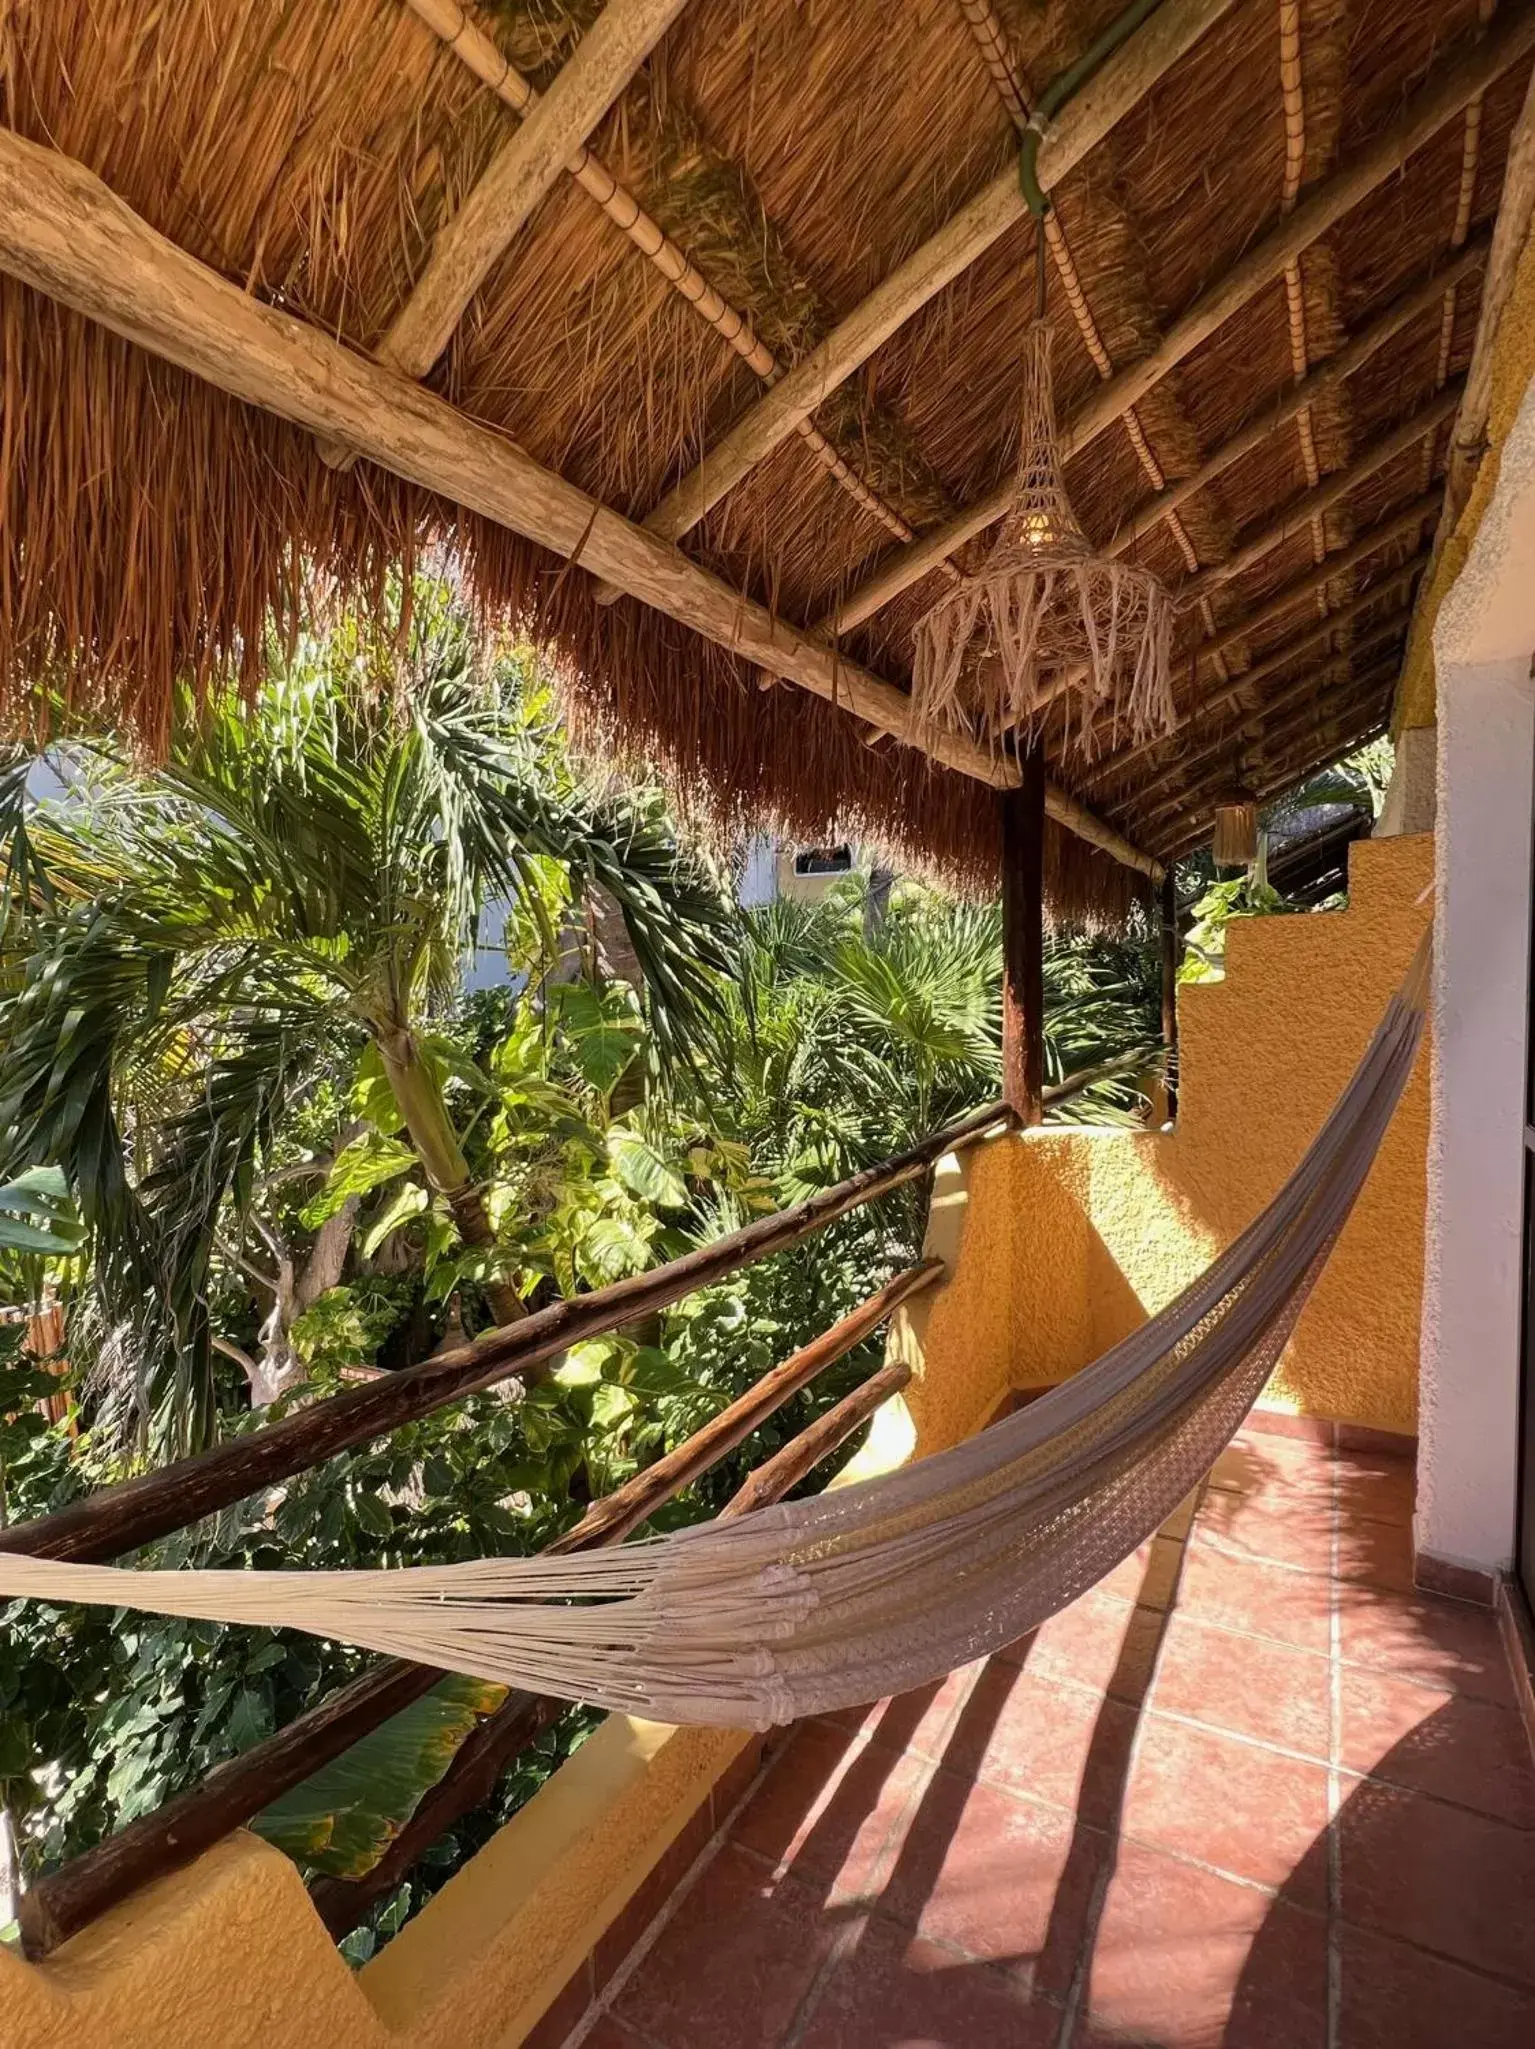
(300, 1133), (418, 1228)
(0, 1166), (83, 1257)
(607, 1132), (687, 1210)
(252, 1674), (505, 1877)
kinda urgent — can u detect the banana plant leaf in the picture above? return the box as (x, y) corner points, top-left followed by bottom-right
(252, 1673), (505, 1878)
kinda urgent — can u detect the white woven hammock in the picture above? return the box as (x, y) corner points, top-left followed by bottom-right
(0, 939), (1428, 1731)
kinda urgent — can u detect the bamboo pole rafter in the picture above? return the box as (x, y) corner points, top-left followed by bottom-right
(1176, 384), (1462, 608)
(0, 128), (1176, 879)
(1100, 245), (1486, 564)
(1087, 572), (1422, 792)
(1194, 495), (1441, 673)
(828, 8), (1535, 639)
(373, 0), (692, 382)
(621, 0), (1242, 553)
(1134, 652), (1404, 831)
(399, 0), (946, 564)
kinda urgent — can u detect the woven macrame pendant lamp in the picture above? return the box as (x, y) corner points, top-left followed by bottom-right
(912, 304), (1175, 758)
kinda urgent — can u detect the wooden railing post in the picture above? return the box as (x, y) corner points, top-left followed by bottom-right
(1161, 870), (1180, 1121)
(1002, 750), (1047, 1126)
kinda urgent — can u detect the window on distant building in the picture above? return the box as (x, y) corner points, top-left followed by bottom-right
(793, 844), (853, 876)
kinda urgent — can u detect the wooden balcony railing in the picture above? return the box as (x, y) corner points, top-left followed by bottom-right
(5, 1060), (1149, 1960)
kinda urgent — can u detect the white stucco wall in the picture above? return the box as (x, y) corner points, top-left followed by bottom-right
(1417, 375), (1535, 1575)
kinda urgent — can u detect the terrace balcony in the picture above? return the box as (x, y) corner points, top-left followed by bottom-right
(8, 2), (1535, 2037)
(5, 827), (1534, 2049)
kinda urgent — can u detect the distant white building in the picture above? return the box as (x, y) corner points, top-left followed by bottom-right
(737, 835), (876, 908)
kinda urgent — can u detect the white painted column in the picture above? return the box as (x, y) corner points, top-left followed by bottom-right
(1416, 655), (1532, 1573)
(1416, 367), (1535, 1576)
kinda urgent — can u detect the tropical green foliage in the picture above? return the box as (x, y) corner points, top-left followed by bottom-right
(0, 593), (1169, 1957)
(0, 602), (734, 1452)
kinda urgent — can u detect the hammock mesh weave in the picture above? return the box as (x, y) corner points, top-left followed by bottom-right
(0, 938), (1428, 1731)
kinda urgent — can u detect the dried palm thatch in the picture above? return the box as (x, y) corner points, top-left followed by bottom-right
(912, 316), (1175, 757)
(0, 0), (1528, 919)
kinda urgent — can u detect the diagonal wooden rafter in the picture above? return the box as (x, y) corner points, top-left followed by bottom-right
(1147, 657), (1400, 806)
(1139, 688), (1398, 846)
(1086, 564), (1424, 790)
(1175, 384), (1462, 608)
(1189, 492), (1440, 675)
(401, 0), (946, 562)
(1156, 706), (1394, 859)
(1135, 651), (1405, 831)
(950, 0), (1208, 584)
(1100, 243), (1486, 564)
(0, 127), (1166, 879)
(829, 6), (1535, 638)
(375, 0), (692, 383)
(620, 0), (1242, 552)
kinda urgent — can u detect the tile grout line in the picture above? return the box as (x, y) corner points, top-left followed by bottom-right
(776, 1664), (986, 2048)
(1051, 1496), (1202, 2049)
(1326, 1434), (1344, 2049)
(560, 1743), (779, 2049)
(723, 1799), (1535, 2002)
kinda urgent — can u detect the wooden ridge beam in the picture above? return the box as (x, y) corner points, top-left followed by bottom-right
(378, 0), (690, 381)
(624, 0), (1240, 550)
(829, 7), (1535, 637)
(1085, 563), (1424, 790)
(0, 131), (1168, 877)
(1176, 384), (1462, 608)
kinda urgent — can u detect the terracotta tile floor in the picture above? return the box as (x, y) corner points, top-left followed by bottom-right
(574, 1428), (1535, 2049)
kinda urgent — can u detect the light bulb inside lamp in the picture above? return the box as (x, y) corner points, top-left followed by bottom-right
(1021, 511), (1056, 550)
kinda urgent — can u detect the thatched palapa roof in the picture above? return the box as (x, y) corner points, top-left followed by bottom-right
(0, 0), (1531, 920)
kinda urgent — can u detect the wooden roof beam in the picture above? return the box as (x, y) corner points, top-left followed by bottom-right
(403, 1), (938, 560)
(1101, 237), (1487, 563)
(1158, 714), (1392, 863)
(376, 0), (692, 382)
(1176, 384), (1462, 608)
(1135, 653), (1404, 831)
(1198, 494), (1441, 670)
(621, 0), (1240, 552)
(1084, 563), (1424, 790)
(830, 7), (1535, 637)
(1141, 680), (1398, 841)
(0, 128), (1164, 881)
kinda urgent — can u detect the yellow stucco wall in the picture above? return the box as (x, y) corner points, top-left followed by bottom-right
(0, 1715), (753, 2049)
(1396, 225), (1535, 733)
(905, 832), (1433, 1437)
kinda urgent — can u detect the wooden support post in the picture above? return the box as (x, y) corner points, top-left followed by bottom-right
(1160, 871), (1180, 1122)
(1002, 751), (1047, 1127)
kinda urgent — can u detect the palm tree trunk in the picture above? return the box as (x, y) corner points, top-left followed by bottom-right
(375, 1030), (526, 1327)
